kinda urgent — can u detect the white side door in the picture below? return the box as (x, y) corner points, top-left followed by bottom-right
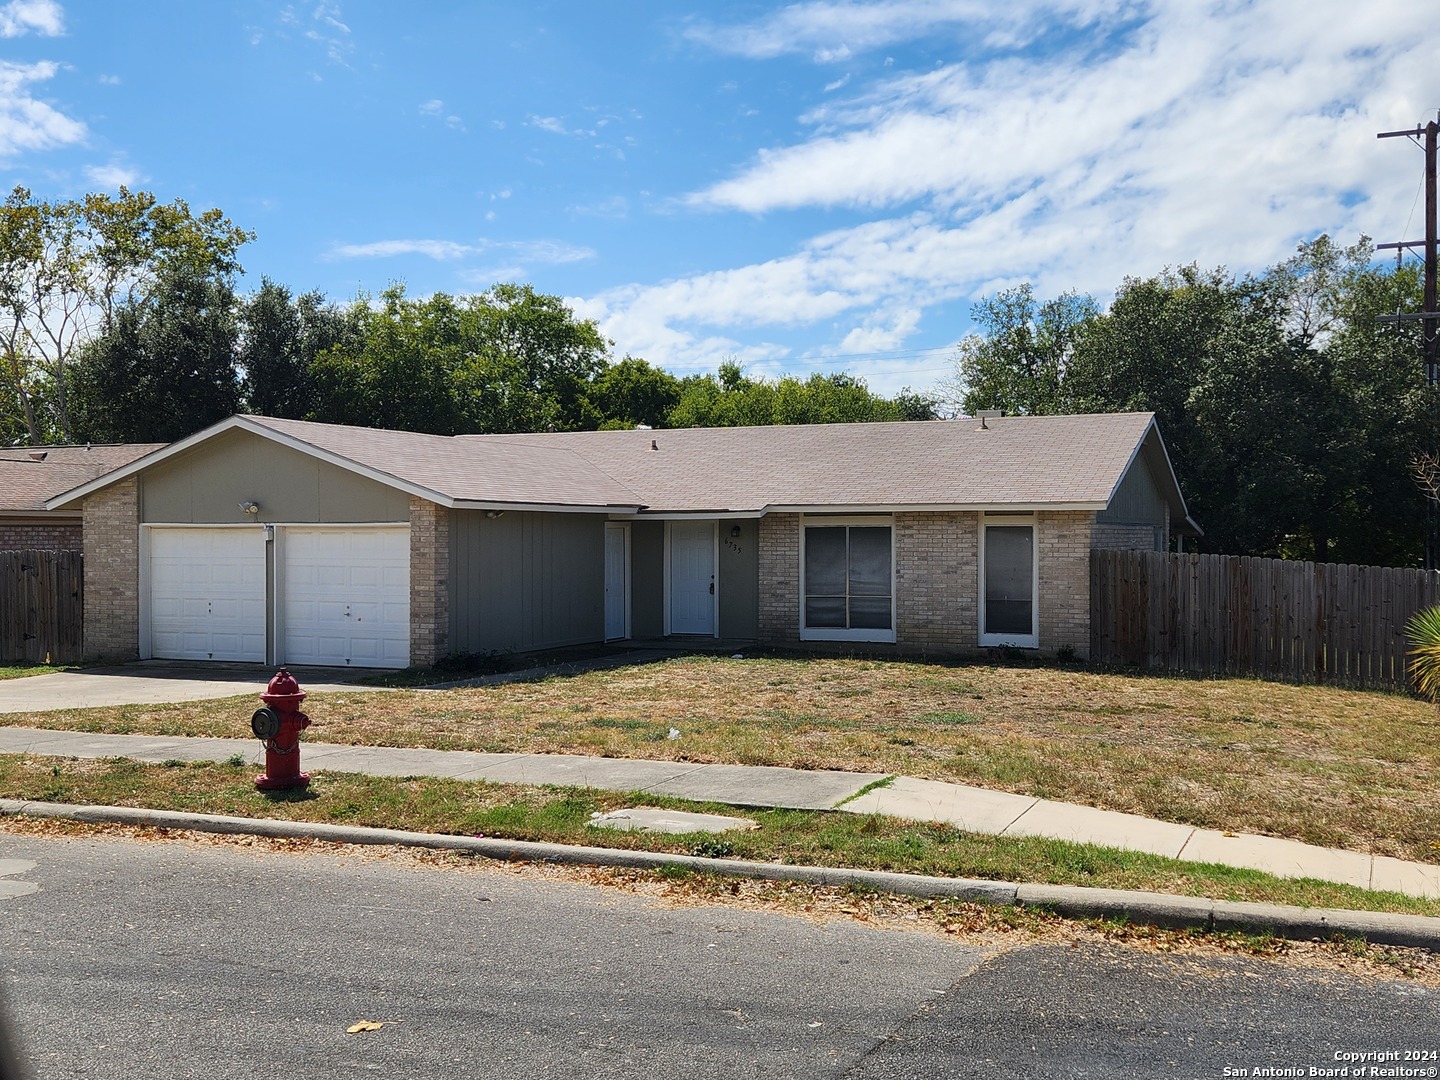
(282, 527), (410, 667)
(604, 522), (630, 641)
(148, 528), (266, 662)
(667, 520), (716, 636)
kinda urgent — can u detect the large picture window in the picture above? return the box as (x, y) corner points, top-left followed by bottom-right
(980, 519), (1037, 648)
(802, 520), (894, 642)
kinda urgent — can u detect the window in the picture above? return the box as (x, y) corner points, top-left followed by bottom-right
(980, 518), (1037, 648)
(801, 519), (894, 642)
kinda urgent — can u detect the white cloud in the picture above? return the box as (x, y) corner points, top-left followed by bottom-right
(528, 114), (596, 138)
(419, 99), (443, 116)
(328, 237), (595, 266)
(683, 0), (1113, 61)
(0, 60), (85, 157)
(329, 239), (475, 261)
(591, 0), (1434, 392)
(0, 0), (63, 37)
(84, 162), (140, 189)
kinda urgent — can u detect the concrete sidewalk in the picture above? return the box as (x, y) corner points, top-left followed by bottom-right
(1, 725), (1437, 900)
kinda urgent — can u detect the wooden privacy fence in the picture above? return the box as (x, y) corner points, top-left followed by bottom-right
(1090, 549), (1440, 690)
(0, 549), (83, 665)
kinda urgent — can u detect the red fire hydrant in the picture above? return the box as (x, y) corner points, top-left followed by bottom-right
(252, 668), (311, 791)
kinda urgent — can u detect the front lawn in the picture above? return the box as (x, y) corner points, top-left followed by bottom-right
(4, 654), (1437, 865)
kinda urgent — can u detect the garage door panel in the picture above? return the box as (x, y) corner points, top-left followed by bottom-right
(282, 527), (409, 668)
(149, 528), (266, 663)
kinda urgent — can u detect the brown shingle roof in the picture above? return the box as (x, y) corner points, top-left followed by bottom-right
(244, 416), (644, 508)
(0, 444), (165, 513)
(47, 412), (1189, 525)
(478, 413), (1158, 512)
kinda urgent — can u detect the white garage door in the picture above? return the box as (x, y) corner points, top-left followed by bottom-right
(148, 528), (267, 662)
(282, 527), (410, 668)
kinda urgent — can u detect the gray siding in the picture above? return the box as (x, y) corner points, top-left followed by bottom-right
(630, 521), (664, 639)
(448, 509), (605, 654)
(1095, 452), (1168, 550)
(719, 519), (759, 640)
(141, 428), (409, 524)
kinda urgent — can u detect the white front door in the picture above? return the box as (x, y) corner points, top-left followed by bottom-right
(604, 523), (629, 641)
(282, 527), (410, 667)
(148, 528), (266, 662)
(668, 521), (715, 636)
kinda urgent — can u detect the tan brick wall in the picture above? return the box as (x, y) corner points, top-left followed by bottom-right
(409, 496), (449, 667)
(1037, 510), (1092, 658)
(82, 479), (139, 662)
(1092, 521), (1160, 551)
(895, 511), (979, 655)
(757, 509), (1094, 658)
(757, 512), (801, 645)
(0, 521), (83, 551)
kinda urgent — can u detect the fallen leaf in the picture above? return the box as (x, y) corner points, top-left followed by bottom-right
(346, 1020), (402, 1033)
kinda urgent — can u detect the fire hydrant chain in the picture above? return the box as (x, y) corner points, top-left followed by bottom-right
(252, 668), (311, 791)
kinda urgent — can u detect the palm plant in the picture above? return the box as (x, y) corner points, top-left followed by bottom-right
(1405, 605), (1440, 701)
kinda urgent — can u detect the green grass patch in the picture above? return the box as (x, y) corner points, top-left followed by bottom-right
(2, 753), (1436, 919)
(0, 663), (78, 681)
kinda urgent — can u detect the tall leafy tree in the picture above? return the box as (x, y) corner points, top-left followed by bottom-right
(240, 279), (360, 418)
(69, 263), (242, 443)
(0, 186), (251, 443)
(946, 238), (1433, 564)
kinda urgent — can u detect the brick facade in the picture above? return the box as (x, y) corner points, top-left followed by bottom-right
(757, 512), (801, 646)
(1091, 521), (1160, 551)
(1036, 511), (1092, 658)
(0, 520), (82, 551)
(408, 496), (449, 667)
(894, 511), (979, 654)
(755, 509), (1095, 658)
(82, 479), (140, 662)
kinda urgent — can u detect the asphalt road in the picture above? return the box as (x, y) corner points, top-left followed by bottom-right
(1, 833), (1436, 1080)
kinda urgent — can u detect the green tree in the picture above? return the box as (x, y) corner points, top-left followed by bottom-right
(587, 356), (681, 429)
(69, 264), (242, 443)
(0, 186), (251, 443)
(946, 284), (1098, 416)
(308, 285), (465, 434)
(240, 280), (360, 419)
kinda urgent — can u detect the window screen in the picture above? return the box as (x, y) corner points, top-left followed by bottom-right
(984, 525), (1033, 637)
(805, 525), (892, 632)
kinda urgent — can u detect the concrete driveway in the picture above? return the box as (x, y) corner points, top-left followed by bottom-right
(0, 661), (389, 713)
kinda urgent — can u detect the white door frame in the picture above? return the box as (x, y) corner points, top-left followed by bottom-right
(978, 515), (1040, 648)
(663, 520), (718, 637)
(604, 521), (632, 642)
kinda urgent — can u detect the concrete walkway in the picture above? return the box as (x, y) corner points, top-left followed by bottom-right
(1, 725), (1436, 900)
(0, 661), (382, 711)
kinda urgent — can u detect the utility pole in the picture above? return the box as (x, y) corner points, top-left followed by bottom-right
(1378, 115), (1440, 569)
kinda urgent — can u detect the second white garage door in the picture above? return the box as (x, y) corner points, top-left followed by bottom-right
(282, 527), (410, 668)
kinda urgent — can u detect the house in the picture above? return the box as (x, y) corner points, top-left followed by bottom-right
(1, 443), (165, 551)
(46, 412), (1198, 667)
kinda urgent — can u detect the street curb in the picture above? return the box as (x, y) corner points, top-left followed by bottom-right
(5, 799), (1439, 951)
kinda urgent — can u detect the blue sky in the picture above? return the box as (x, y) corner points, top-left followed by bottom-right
(2, 0), (1436, 397)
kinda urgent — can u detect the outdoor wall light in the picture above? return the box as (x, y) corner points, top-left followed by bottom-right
(486, 510), (505, 519)
(240, 501), (260, 516)
(730, 525), (742, 537)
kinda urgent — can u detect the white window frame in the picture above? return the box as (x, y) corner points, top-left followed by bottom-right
(798, 515), (896, 644)
(979, 514), (1039, 649)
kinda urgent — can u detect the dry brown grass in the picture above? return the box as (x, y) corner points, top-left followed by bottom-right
(6, 655), (1438, 863)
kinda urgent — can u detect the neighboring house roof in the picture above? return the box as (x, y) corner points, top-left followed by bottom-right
(1, 443), (166, 516)
(45, 412), (1199, 532)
